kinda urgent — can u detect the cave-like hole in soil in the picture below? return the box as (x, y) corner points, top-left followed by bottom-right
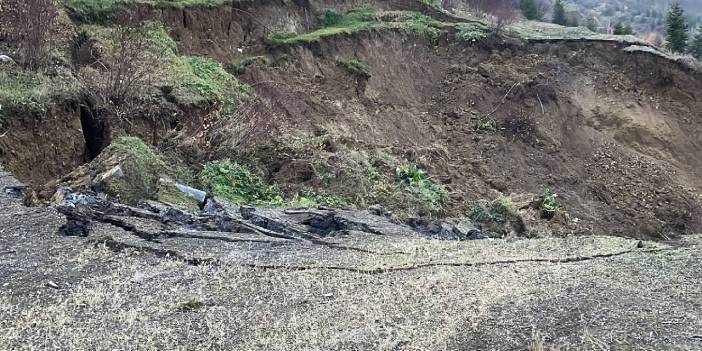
(79, 104), (108, 160)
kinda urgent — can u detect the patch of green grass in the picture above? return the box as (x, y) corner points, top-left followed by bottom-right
(456, 22), (489, 43)
(80, 21), (177, 55)
(508, 21), (598, 40)
(101, 136), (169, 205)
(65, 0), (229, 22)
(202, 160), (283, 205)
(288, 189), (346, 208)
(267, 9), (445, 47)
(415, 0), (444, 13)
(0, 70), (78, 124)
(540, 189), (563, 219)
(336, 58), (371, 78)
(404, 14), (443, 44)
(202, 159), (346, 208)
(321, 9), (344, 27)
(267, 8), (376, 47)
(170, 56), (249, 114)
(82, 22), (249, 114)
(396, 164), (448, 211)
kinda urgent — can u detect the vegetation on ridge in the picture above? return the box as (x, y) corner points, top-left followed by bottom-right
(266, 8), (445, 47)
(64, 0), (229, 21)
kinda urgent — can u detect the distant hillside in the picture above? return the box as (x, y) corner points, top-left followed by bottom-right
(568, 0), (702, 34)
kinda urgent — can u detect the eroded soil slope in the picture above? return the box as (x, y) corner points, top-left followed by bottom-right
(237, 30), (702, 238)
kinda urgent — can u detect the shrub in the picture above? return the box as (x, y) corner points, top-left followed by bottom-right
(4, 0), (58, 69)
(475, 116), (497, 131)
(201, 160), (282, 205)
(396, 164), (448, 210)
(336, 58), (371, 78)
(457, 23), (488, 42)
(231, 55), (268, 74)
(540, 189), (563, 219)
(469, 203), (505, 223)
(321, 9), (343, 27)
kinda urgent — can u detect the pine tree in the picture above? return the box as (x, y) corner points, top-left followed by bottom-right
(519, 0), (539, 20)
(613, 22), (625, 34)
(666, 2), (689, 53)
(691, 27), (702, 59)
(553, 0), (567, 26)
(614, 22), (633, 35)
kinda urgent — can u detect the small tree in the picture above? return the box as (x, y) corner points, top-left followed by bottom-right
(519, 0), (540, 20)
(613, 22), (633, 35)
(690, 27), (702, 59)
(666, 2), (689, 53)
(552, 0), (567, 26)
(5, 0), (58, 69)
(78, 25), (168, 122)
(473, 0), (518, 36)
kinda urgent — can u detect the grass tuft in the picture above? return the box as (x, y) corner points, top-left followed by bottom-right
(335, 58), (371, 78)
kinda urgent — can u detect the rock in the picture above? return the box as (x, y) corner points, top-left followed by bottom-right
(59, 219), (89, 237)
(368, 204), (387, 216)
(0, 55), (15, 64)
(3, 184), (28, 198)
(92, 165), (124, 188)
(408, 217), (485, 241)
(156, 178), (206, 209)
(452, 219), (484, 240)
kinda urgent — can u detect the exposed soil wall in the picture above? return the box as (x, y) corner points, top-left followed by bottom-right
(0, 105), (86, 184)
(106, 0), (458, 62)
(237, 30), (702, 237)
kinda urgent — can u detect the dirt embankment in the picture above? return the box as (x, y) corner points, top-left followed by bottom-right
(99, 0), (458, 62)
(0, 105), (86, 185)
(235, 29), (702, 237)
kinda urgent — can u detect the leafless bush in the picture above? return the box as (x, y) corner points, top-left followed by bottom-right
(78, 25), (166, 122)
(3, 0), (58, 68)
(470, 0), (518, 35)
(503, 109), (537, 143)
(197, 97), (278, 158)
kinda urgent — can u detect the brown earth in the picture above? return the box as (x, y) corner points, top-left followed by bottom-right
(229, 30), (702, 238)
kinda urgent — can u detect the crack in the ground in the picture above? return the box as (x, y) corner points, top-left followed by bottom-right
(93, 234), (672, 274)
(240, 246), (672, 274)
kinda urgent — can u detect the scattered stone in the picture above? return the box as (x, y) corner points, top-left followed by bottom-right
(408, 217), (485, 241)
